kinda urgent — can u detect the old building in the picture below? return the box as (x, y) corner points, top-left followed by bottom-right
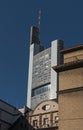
(53, 44), (83, 130)
(27, 100), (58, 130)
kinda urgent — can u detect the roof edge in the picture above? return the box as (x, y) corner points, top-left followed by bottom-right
(60, 44), (83, 54)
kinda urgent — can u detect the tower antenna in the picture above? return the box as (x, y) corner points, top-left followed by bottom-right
(38, 9), (41, 32)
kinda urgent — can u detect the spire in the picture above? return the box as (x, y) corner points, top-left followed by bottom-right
(30, 10), (41, 45)
(38, 9), (41, 32)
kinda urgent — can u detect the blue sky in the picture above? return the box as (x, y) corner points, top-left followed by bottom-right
(0, 0), (83, 108)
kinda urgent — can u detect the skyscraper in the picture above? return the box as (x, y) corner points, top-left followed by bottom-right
(27, 25), (64, 109)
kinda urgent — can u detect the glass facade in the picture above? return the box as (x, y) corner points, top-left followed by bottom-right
(31, 48), (51, 109)
(32, 84), (51, 97)
(32, 48), (51, 88)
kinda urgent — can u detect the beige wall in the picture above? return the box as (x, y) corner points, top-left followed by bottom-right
(64, 49), (83, 63)
(59, 68), (83, 90)
(59, 120), (83, 130)
(58, 47), (83, 130)
(59, 91), (83, 130)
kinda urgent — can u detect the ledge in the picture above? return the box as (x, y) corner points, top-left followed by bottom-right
(53, 60), (83, 72)
(59, 87), (83, 94)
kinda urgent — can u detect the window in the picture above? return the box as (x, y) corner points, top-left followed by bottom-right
(55, 116), (59, 123)
(43, 118), (48, 125)
(42, 104), (50, 111)
(32, 85), (51, 97)
(33, 120), (37, 127)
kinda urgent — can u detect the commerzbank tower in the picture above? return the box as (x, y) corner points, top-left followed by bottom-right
(27, 11), (64, 109)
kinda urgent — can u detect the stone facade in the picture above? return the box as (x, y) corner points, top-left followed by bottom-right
(53, 44), (83, 130)
(27, 100), (58, 130)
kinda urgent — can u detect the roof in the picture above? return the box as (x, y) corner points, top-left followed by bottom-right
(60, 44), (83, 54)
(0, 99), (17, 110)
